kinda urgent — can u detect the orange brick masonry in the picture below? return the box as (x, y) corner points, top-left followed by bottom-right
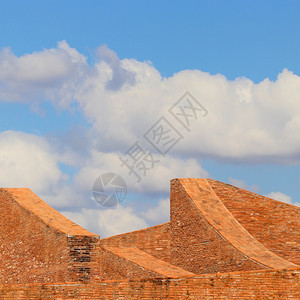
(0, 178), (299, 299)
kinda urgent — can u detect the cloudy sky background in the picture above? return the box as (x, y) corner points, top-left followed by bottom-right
(0, 1), (299, 237)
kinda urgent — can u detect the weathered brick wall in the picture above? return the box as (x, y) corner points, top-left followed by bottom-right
(101, 223), (171, 262)
(99, 246), (165, 280)
(0, 189), (101, 284)
(1, 178), (299, 299)
(1, 268), (299, 299)
(208, 179), (300, 266)
(170, 178), (270, 274)
(100, 246), (194, 280)
(67, 235), (101, 282)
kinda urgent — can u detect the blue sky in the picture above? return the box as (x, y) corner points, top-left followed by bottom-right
(1, 1), (299, 81)
(0, 1), (299, 237)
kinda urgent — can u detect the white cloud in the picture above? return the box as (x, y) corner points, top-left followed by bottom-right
(266, 191), (291, 204)
(1, 43), (300, 163)
(62, 197), (173, 238)
(0, 42), (299, 236)
(0, 41), (87, 107)
(266, 191), (299, 207)
(142, 198), (170, 224)
(0, 128), (207, 226)
(61, 206), (148, 238)
(97, 45), (136, 91)
(228, 178), (248, 189)
(0, 130), (74, 207)
(72, 47), (300, 163)
(228, 177), (260, 193)
(73, 149), (208, 194)
(0, 131), (62, 191)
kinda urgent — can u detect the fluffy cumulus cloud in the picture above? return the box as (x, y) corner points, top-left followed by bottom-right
(1, 41), (300, 163)
(97, 45), (136, 91)
(62, 206), (148, 238)
(0, 41), (299, 236)
(0, 128), (207, 235)
(0, 41), (87, 107)
(265, 191), (300, 207)
(141, 198), (170, 224)
(73, 150), (208, 194)
(0, 131), (63, 191)
(62, 197), (171, 238)
(0, 131), (73, 207)
(70, 55), (300, 163)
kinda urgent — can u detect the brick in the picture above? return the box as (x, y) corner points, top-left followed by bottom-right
(0, 178), (299, 299)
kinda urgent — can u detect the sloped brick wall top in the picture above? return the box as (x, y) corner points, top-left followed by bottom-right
(170, 178), (298, 274)
(0, 188), (100, 284)
(207, 179), (300, 265)
(2, 188), (97, 236)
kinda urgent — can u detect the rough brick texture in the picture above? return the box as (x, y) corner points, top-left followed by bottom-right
(207, 179), (300, 266)
(100, 246), (194, 280)
(0, 269), (299, 299)
(0, 188), (101, 284)
(171, 178), (267, 273)
(99, 245), (166, 280)
(101, 223), (171, 262)
(1, 178), (299, 299)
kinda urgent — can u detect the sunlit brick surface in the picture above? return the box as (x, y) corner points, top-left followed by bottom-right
(0, 269), (299, 299)
(101, 222), (171, 262)
(0, 178), (299, 299)
(0, 188), (101, 284)
(207, 179), (300, 265)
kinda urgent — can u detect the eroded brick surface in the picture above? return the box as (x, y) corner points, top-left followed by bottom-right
(99, 245), (166, 280)
(0, 269), (299, 299)
(102, 246), (194, 278)
(101, 223), (171, 262)
(207, 179), (300, 265)
(0, 188), (101, 285)
(170, 178), (269, 274)
(0, 178), (299, 299)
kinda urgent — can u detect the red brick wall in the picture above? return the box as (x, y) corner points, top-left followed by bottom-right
(99, 247), (165, 280)
(208, 179), (300, 266)
(1, 178), (299, 299)
(101, 223), (171, 262)
(0, 189), (101, 284)
(1, 268), (299, 299)
(170, 179), (268, 274)
(67, 235), (101, 282)
(100, 246), (194, 279)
